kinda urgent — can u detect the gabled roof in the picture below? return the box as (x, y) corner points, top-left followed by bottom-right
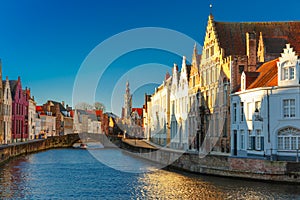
(247, 59), (278, 89)
(264, 38), (288, 54)
(132, 108), (143, 117)
(48, 100), (67, 112)
(9, 80), (18, 97)
(94, 110), (103, 118)
(214, 21), (300, 57)
(36, 105), (44, 112)
(75, 109), (98, 121)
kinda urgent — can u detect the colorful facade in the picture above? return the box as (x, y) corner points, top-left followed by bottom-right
(10, 77), (29, 142)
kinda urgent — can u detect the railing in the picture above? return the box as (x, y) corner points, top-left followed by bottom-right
(265, 148), (300, 162)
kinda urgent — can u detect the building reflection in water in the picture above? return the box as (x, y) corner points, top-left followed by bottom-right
(135, 169), (300, 199)
(0, 156), (30, 199)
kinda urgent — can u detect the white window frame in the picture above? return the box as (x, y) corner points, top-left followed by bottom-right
(240, 102), (244, 122)
(255, 129), (262, 150)
(283, 99), (296, 118)
(282, 65), (295, 80)
(233, 103), (237, 124)
(240, 130), (245, 150)
(278, 127), (300, 151)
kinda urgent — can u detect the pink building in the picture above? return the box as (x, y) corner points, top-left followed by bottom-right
(10, 77), (29, 142)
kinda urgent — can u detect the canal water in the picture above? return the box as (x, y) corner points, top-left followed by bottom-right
(0, 148), (300, 199)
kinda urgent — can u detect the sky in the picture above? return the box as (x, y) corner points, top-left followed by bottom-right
(1, 0), (299, 115)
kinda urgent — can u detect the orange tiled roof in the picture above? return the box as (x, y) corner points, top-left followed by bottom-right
(132, 108), (143, 117)
(247, 59), (278, 89)
(36, 105), (44, 112)
(69, 110), (74, 118)
(94, 110), (103, 117)
(214, 21), (300, 56)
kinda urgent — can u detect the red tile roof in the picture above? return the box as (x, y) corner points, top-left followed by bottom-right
(214, 21), (300, 57)
(36, 105), (44, 112)
(132, 108), (143, 117)
(94, 110), (103, 117)
(247, 59), (278, 89)
(69, 110), (74, 118)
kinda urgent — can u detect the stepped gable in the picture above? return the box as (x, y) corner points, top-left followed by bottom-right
(132, 108), (143, 117)
(214, 21), (300, 56)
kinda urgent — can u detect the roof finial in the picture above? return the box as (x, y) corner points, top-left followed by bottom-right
(209, 3), (213, 15)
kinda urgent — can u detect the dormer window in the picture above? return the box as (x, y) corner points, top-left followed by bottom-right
(277, 44), (299, 86)
(282, 64), (295, 80)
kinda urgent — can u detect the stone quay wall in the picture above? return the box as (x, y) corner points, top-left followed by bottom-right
(120, 140), (300, 183)
(0, 134), (80, 165)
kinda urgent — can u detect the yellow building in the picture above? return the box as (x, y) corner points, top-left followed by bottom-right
(199, 14), (300, 153)
(187, 44), (201, 151)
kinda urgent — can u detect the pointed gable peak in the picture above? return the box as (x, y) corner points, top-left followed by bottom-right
(181, 56), (187, 70)
(173, 63), (178, 73)
(193, 42), (197, 52)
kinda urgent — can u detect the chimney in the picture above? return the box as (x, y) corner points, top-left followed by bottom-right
(246, 32), (257, 71)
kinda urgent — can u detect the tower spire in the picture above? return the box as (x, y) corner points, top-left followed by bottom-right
(192, 43), (199, 68)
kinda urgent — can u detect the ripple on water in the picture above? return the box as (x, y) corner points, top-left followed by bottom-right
(0, 149), (300, 199)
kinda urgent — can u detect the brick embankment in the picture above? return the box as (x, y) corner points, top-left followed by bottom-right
(0, 134), (80, 165)
(120, 139), (300, 183)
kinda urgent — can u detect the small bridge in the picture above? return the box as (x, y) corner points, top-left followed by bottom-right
(65, 133), (119, 148)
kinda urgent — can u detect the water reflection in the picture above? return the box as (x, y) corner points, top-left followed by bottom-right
(136, 169), (300, 199)
(0, 149), (299, 199)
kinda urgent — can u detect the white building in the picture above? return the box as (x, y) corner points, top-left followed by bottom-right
(27, 94), (36, 140)
(146, 73), (172, 146)
(170, 56), (190, 150)
(40, 114), (56, 137)
(2, 76), (12, 144)
(35, 114), (41, 138)
(73, 109), (102, 134)
(231, 44), (300, 160)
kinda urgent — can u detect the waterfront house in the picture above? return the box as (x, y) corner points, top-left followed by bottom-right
(73, 109), (102, 134)
(145, 72), (172, 146)
(170, 56), (191, 150)
(187, 44), (201, 151)
(36, 105), (56, 137)
(26, 88), (36, 140)
(197, 14), (300, 154)
(10, 77), (29, 142)
(231, 44), (300, 160)
(42, 100), (73, 135)
(144, 94), (152, 140)
(2, 76), (12, 144)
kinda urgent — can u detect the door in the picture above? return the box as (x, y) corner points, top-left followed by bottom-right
(233, 130), (237, 156)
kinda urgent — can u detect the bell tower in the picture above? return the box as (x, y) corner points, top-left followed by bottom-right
(123, 81), (132, 120)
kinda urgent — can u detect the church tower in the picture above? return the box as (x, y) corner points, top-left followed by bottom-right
(123, 81), (132, 120)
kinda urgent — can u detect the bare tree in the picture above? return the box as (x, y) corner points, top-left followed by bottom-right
(75, 102), (93, 110)
(94, 102), (106, 111)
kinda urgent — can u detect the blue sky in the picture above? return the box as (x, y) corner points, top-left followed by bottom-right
(1, 0), (299, 114)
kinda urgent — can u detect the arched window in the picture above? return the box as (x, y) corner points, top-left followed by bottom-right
(278, 127), (300, 150)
